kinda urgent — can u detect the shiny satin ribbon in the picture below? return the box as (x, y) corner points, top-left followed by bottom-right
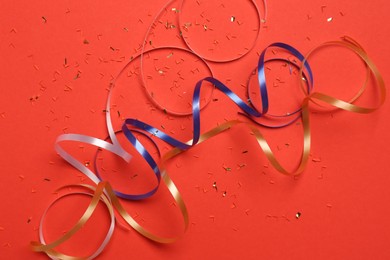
(31, 182), (115, 260)
(299, 36), (386, 113)
(37, 45), (307, 257)
(122, 42), (313, 153)
(32, 36), (385, 260)
(239, 57), (310, 128)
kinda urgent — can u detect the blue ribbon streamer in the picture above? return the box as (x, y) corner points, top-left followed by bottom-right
(99, 43), (314, 200)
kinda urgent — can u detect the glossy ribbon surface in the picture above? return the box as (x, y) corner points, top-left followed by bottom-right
(30, 0), (384, 257)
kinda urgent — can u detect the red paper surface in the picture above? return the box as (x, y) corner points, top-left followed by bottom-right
(1, 0), (390, 259)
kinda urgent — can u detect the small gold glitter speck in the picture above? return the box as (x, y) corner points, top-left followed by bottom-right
(327, 17), (333, 22)
(230, 16), (235, 22)
(295, 212), (301, 219)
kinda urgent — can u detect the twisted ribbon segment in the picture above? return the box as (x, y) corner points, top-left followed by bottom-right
(31, 33), (385, 260)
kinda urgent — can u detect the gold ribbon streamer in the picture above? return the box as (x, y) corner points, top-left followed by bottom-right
(299, 37), (386, 113)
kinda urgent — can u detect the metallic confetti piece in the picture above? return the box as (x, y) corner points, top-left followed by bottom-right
(230, 16), (236, 22)
(171, 8), (180, 13)
(222, 166), (232, 171)
(327, 17), (333, 22)
(295, 212), (301, 219)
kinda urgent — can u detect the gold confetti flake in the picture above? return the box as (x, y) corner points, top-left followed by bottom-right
(327, 17), (333, 22)
(230, 16), (236, 22)
(295, 212), (301, 219)
(171, 8), (180, 13)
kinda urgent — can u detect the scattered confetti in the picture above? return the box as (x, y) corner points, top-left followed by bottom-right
(171, 7), (180, 13)
(222, 165), (232, 171)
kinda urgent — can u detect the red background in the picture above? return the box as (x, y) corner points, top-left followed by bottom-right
(1, 0), (390, 259)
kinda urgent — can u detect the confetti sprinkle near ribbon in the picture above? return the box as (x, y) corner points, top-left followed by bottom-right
(30, 0), (385, 259)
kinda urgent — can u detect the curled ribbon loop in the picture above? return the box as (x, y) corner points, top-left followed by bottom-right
(123, 43), (313, 152)
(32, 35), (385, 259)
(177, 0), (263, 63)
(31, 182), (115, 260)
(299, 37), (386, 113)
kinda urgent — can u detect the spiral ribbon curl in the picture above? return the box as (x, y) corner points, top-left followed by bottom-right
(31, 34), (386, 259)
